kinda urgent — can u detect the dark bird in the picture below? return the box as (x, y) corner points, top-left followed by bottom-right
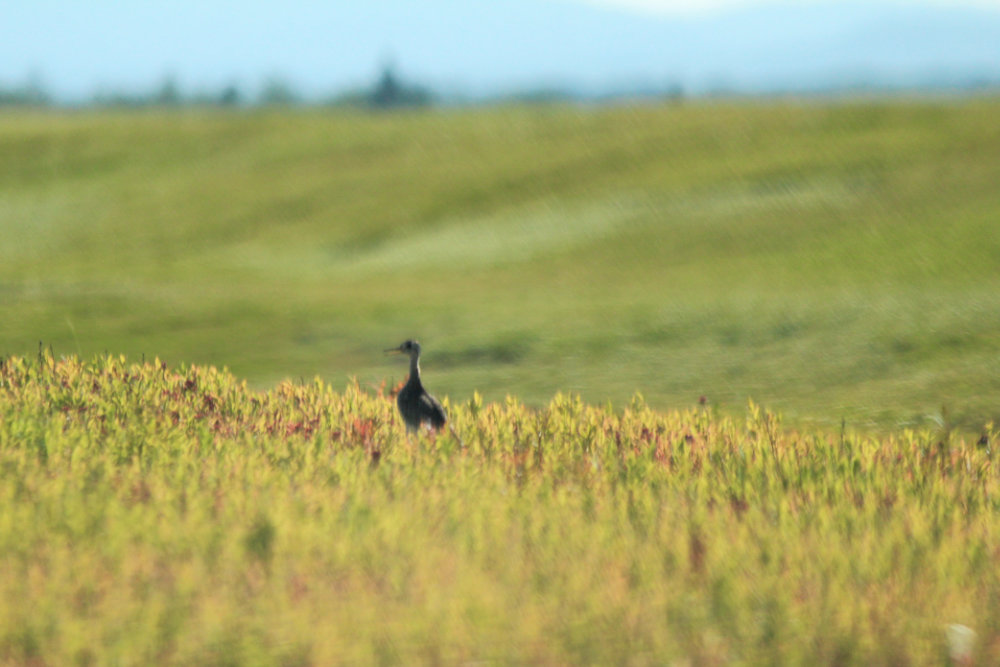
(385, 339), (447, 433)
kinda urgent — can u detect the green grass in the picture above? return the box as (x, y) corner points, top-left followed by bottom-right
(2, 101), (1000, 430)
(3, 102), (999, 663)
(1, 352), (998, 665)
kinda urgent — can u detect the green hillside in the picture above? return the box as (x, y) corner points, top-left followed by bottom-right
(2, 101), (999, 429)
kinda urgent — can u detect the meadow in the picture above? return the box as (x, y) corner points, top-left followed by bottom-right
(1, 100), (1000, 664)
(1, 100), (999, 430)
(1, 351), (997, 664)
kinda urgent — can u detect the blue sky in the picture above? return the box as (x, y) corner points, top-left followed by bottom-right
(4, 1), (1000, 101)
(590, 0), (1000, 11)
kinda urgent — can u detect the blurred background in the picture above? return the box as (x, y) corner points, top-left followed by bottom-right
(2, 0), (999, 430)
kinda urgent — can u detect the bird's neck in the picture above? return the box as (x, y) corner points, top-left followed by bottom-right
(407, 355), (421, 384)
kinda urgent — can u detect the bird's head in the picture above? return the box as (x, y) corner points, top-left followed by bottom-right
(385, 339), (421, 358)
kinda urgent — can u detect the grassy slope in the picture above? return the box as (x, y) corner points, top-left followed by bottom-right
(1, 101), (999, 429)
(1, 354), (997, 665)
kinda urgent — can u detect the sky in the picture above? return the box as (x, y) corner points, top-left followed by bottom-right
(3, 0), (1000, 102)
(589, 0), (786, 13)
(591, 0), (1000, 12)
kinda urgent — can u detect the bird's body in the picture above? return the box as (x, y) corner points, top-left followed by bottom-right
(386, 339), (447, 433)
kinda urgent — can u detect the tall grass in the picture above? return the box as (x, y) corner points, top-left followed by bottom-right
(1, 352), (996, 664)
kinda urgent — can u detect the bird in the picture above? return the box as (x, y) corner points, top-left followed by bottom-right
(385, 339), (447, 433)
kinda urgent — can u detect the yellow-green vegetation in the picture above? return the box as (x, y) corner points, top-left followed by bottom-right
(2, 352), (997, 664)
(1, 102), (999, 430)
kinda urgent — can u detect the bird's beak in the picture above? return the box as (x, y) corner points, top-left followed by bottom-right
(384, 346), (402, 355)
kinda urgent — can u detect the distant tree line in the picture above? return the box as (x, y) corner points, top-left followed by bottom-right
(6, 61), (1000, 110)
(86, 75), (244, 108)
(330, 65), (433, 110)
(0, 73), (50, 107)
(0, 65), (437, 111)
(0, 64), (695, 110)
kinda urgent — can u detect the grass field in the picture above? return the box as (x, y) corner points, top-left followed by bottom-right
(1, 100), (999, 431)
(1, 352), (997, 664)
(2, 102), (1000, 663)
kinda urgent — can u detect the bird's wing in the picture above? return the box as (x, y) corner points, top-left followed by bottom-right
(421, 392), (447, 429)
